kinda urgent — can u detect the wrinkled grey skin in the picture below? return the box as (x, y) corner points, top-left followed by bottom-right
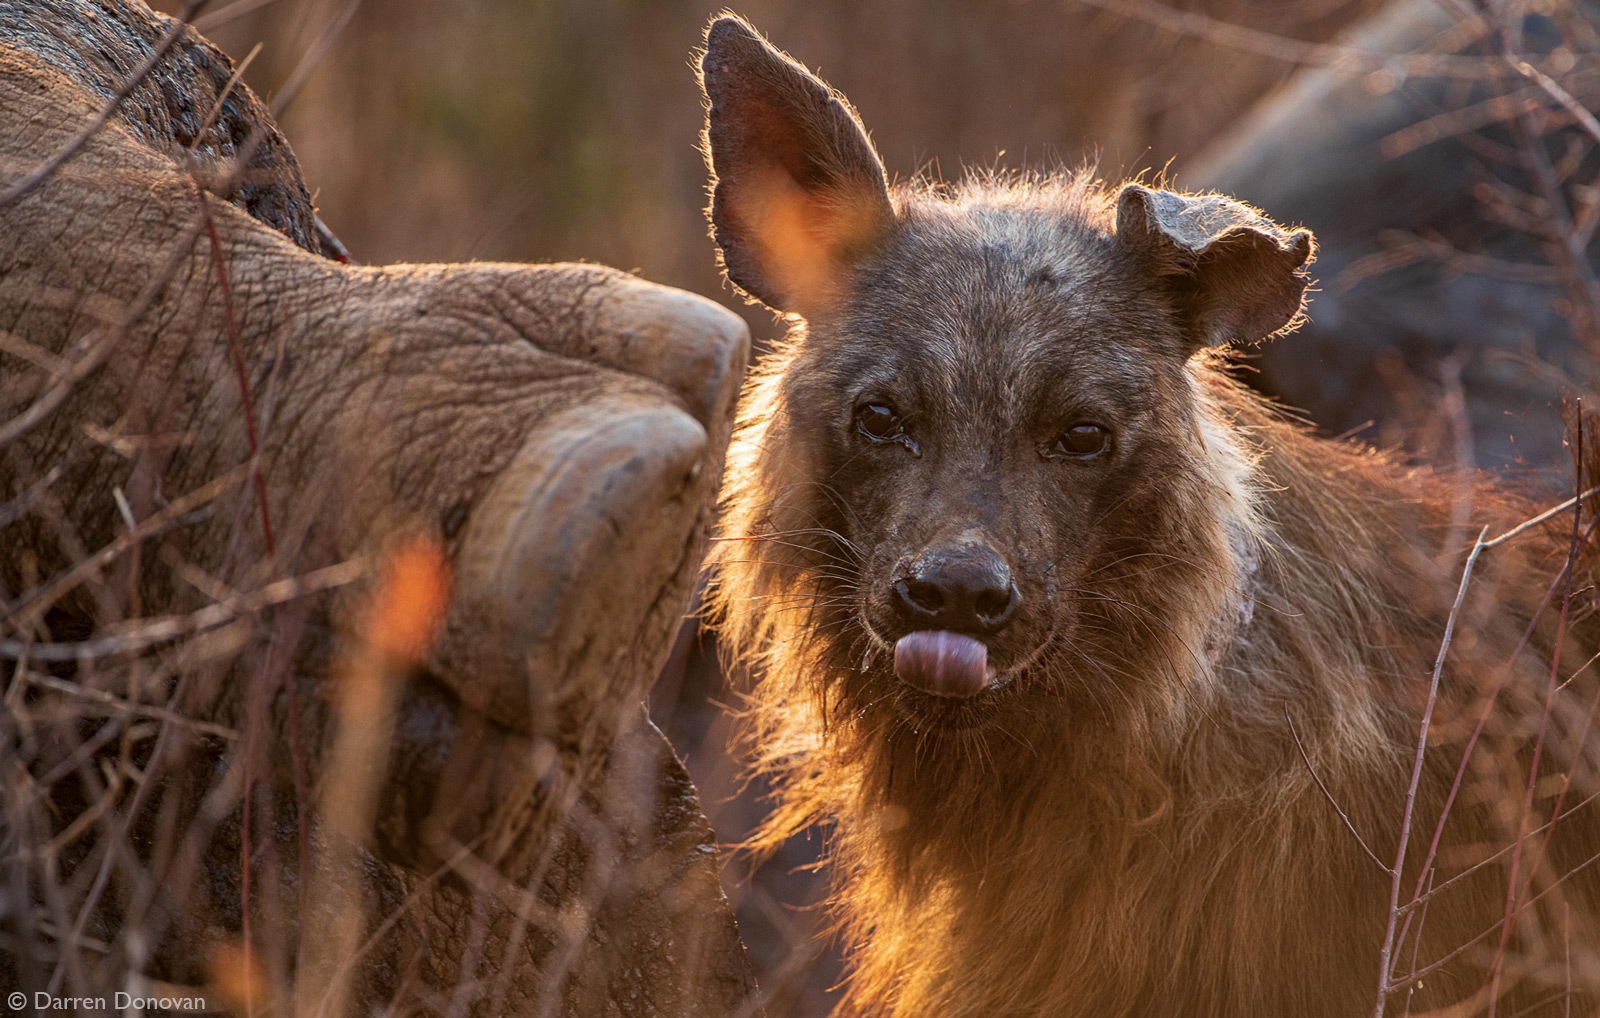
(0, 1), (757, 1013)
(1188, 0), (1600, 473)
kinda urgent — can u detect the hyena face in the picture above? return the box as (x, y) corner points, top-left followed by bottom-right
(779, 206), (1204, 699)
(702, 16), (1311, 725)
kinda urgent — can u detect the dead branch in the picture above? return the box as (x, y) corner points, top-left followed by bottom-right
(1372, 526), (1487, 1018)
(0, 556), (365, 662)
(1070, 0), (1552, 79)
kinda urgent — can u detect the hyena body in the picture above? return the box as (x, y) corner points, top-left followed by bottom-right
(700, 16), (1600, 1018)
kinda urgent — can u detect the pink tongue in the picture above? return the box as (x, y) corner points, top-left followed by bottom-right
(894, 631), (989, 697)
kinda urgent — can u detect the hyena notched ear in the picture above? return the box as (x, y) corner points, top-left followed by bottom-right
(700, 15), (894, 312)
(1114, 183), (1315, 353)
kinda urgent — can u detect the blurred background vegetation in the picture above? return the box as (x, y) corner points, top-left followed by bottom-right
(153, 0), (1382, 347)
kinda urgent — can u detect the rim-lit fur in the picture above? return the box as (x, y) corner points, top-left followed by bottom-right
(700, 16), (1600, 1015)
(707, 173), (1600, 1018)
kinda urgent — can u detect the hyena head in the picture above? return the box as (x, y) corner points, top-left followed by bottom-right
(701, 16), (1312, 777)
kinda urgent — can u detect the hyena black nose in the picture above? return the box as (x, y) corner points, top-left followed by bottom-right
(893, 546), (1020, 634)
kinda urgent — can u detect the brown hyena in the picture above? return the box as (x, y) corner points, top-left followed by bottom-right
(699, 14), (1600, 1018)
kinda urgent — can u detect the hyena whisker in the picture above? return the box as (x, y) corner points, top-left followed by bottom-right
(1086, 487), (1161, 530)
(1057, 588), (1176, 624)
(732, 523), (861, 552)
(883, 709), (919, 750)
(713, 527), (855, 549)
(849, 687), (906, 733)
(804, 484), (869, 535)
(713, 558), (859, 587)
(1075, 549), (1186, 578)
(1059, 588), (1202, 645)
(771, 601), (857, 620)
(760, 481), (870, 540)
(714, 556), (823, 571)
(718, 532), (861, 569)
(826, 444), (886, 483)
(963, 727), (998, 775)
(761, 599), (858, 617)
(988, 717), (1037, 759)
(1077, 554), (1207, 584)
(789, 614), (865, 636)
(744, 589), (852, 603)
(1053, 641), (1141, 719)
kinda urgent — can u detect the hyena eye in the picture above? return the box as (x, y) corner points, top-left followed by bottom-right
(1044, 423), (1111, 461)
(855, 403), (920, 455)
(856, 403), (903, 439)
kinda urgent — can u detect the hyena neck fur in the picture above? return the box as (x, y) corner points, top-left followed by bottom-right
(718, 340), (1525, 1018)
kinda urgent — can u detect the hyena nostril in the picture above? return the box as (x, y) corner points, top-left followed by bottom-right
(975, 584), (1019, 625)
(893, 553), (1018, 634)
(896, 577), (947, 615)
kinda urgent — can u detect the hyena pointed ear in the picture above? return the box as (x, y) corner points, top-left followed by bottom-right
(1114, 184), (1314, 353)
(700, 15), (894, 312)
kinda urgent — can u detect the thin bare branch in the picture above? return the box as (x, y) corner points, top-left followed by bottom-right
(0, 557), (366, 662)
(267, 0), (365, 119)
(1372, 526), (1487, 1018)
(14, 668), (236, 743)
(0, 329), (70, 375)
(1486, 486), (1600, 548)
(1069, 0), (1545, 79)
(1380, 86), (1547, 158)
(1, 461), (254, 633)
(1513, 60), (1600, 147)
(193, 0), (279, 33)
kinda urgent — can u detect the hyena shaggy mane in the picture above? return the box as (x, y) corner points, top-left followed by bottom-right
(699, 14), (1600, 1018)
